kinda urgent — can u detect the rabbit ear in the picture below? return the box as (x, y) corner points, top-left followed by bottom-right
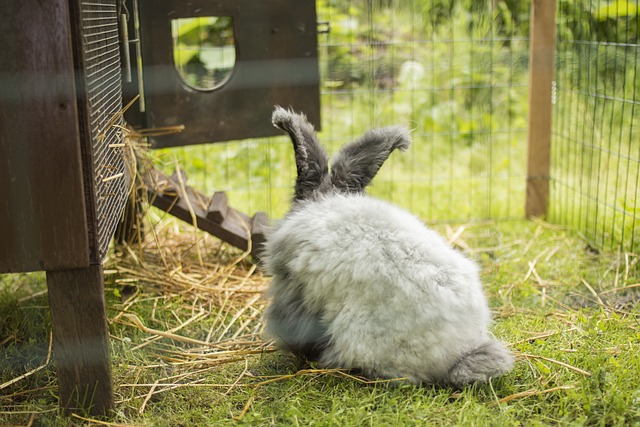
(272, 106), (329, 201)
(329, 126), (411, 194)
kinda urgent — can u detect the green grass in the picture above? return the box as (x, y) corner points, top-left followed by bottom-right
(2, 3), (638, 425)
(2, 219), (640, 426)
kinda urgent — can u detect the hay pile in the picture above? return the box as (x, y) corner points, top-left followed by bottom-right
(112, 120), (271, 346)
(107, 219), (269, 346)
(104, 210), (276, 414)
(93, 120), (288, 418)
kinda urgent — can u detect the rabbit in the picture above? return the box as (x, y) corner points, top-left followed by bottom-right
(262, 106), (514, 387)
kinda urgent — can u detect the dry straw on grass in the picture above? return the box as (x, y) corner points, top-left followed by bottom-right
(96, 124), (282, 416)
(106, 216), (276, 414)
(105, 196), (599, 418)
(4, 118), (638, 423)
(107, 213), (271, 334)
(107, 221), (398, 419)
(106, 222), (414, 419)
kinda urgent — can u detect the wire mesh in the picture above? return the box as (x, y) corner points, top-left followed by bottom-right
(550, 0), (640, 252)
(317, 1), (530, 222)
(74, 0), (128, 261)
(160, 0), (530, 222)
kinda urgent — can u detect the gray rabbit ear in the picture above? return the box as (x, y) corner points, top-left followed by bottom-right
(329, 125), (411, 194)
(272, 106), (329, 202)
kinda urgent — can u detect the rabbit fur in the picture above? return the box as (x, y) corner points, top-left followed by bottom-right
(263, 106), (514, 387)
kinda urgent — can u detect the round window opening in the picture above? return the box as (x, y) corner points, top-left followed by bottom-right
(171, 16), (235, 91)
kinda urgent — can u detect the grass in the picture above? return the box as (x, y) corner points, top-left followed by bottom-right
(1, 2), (638, 425)
(2, 215), (640, 426)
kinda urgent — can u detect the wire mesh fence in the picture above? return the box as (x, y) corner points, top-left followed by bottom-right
(159, 0), (639, 252)
(550, 0), (640, 252)
(159, 0), (530, 222)
(316, 0), (530, 222)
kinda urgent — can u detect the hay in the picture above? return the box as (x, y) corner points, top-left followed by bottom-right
(106, 216), (275, 414)
(519, 353), (592, 377)
(4, 120), (637, 422)
(492, 385), (576, 405)
(90, 124), (280, 416)
(71, 413), (145, 427)
(107, 220), (270, 342)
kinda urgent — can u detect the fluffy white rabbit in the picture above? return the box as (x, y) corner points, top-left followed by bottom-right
(262, 106), (513, 387)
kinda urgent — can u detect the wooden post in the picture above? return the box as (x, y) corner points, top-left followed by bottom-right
(526, 0), (557, 218)
(46, 265), (114, 415)
(0, 0), (91, 273)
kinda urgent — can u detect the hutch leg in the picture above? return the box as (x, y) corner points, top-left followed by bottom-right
(46, 264), (113, 415)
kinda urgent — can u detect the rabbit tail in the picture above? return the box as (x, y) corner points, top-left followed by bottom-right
(445, 340), (514, 388)
(329, 126), (411, 194)
(272, 106), (329, 201)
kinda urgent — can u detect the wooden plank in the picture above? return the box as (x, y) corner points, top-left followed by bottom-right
(250, 211), (270, 262)
(526, 0), (557, 218)
(0, 0), (90, 273)
(147, 168), (251, 251)
(168, 170), (188, 195)
(145, 168), (271, 258)
(207, 192), (229, 223)
(46, 265), (113, 415)
(151, 193), (251, 251)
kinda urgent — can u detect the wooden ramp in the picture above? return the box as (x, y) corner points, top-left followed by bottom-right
(146, 168), (269, 261)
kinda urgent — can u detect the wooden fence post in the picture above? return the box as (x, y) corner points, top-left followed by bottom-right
(47, 265), (114, 415)
(526, 0), (557, 218)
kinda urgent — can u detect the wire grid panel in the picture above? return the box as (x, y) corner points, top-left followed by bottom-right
(550, 0), (640, 252)
(317, 0), (529, 222)
(78, 0), (128, 260)
(161, 1), (530, 222)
